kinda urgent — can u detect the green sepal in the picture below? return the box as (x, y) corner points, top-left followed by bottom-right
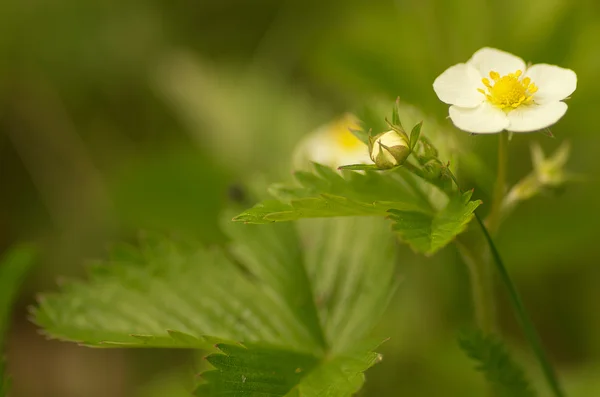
(373, 142), (408, 170)
(392, 97), (403, 129)
(409, 121), (423, 151)
(367, 134), (376, 153)
(415, 135), (439, 165)
(423, 160), (443, 179)
(384, 119), (410, 142)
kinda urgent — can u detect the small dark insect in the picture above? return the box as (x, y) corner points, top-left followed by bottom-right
(228, 183), (247, 204)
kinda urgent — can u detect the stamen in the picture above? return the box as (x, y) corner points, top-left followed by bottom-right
(477, 70), (538, 111)
(476, 69), (539, 110)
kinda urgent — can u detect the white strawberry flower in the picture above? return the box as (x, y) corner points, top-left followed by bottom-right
(433, 47), (577, 134)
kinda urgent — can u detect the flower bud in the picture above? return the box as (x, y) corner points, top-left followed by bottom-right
(503, 141), (576, 217)
(532, 142), (570, 187)
(369, 130), (410, 169)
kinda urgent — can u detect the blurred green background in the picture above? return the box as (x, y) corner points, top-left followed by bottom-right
(1, 0), (599, 396)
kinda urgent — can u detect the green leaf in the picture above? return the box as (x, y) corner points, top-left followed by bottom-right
(290, 339), (384, 397)
(389, 190), (481, 255)
(224, 221), (327, 351)
(233, 200), (296, 224)
(458, 329), (537, 397)
(234, 163), (431, 224)
(195, 344), (319, 396)
(0, 245), (38, 397)
(33, 227), (322, 350)
(34, 219), (394, 342)
(337, 164), (379, 171)
(233, 162), (480, 254)
(34, 216), (395, 395)
(194, 340), (383, 397)
(196, 217), (396, 396)
(298, 218), (397, 354)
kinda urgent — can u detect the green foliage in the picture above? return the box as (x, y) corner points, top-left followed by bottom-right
(289, 340), (383, 397)
(458, 329), (537, 397)
(0, 245), (38, 397)
(33, 217), (396, 396)
(34, 227), (321, 350)
(195, 340), (382, 397)
(4, 0), (600, 394)
(389, 190), (481, 255)
(195, 344), (320, 396)
(234, 162), (480, 255)
(297, 218), (396, 353)
(337, 164), (379, 171)
(234, 163), (430, 224)
(234, 102), (480, 255)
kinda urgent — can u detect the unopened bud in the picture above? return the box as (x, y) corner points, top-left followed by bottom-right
(369, 130), (410, 169)
(532, 142), (570, 187)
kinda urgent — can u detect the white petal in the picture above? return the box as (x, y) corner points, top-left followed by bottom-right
(506, 102), (568, 132)
(449, 102), (509, 134)
(433, 63), (484, 108)
(467, 47), (526, 78)
(525, 64), (577, 104)
(293, 129), (332, 166)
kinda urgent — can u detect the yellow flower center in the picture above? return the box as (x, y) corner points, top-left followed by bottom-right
(330, 114), (363, 150)
(477, 70), (538, 110)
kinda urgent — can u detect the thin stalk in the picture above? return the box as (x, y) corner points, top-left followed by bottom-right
(455, 240), (496, 334)
(402, 161), (429, 181)
(487, 131), (509, 233)
(474, 213), (565, 397)
(459, 130), (508, 338)
(444, 166), (498, 335)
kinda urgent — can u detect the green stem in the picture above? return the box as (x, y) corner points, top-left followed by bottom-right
(456, 241), (496, 334)
(474, 213), (565, 397)
(487, 131), (509, 233)
(402, 161), (428, 180)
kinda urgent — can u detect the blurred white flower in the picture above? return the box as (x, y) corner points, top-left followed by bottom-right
(433, 47), (577, 133)
(293, 113), (371, 169)
(369, 130), (410, 169)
